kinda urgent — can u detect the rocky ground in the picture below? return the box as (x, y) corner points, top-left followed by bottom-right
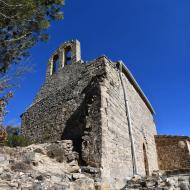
(0, 141), (190, 190)
(123, 171), (190, 190)
(0, 141), (95, 190)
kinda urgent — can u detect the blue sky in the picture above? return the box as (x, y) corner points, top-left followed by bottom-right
(4, 0), (190, 135)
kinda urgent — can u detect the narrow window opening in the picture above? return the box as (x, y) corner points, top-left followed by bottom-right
(52, 54), (59, 74)
(65, 47), (72, 65)
(186, 140), (190, 155)
(143, 144), (149, 176)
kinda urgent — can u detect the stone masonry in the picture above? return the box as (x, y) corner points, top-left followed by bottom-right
(155, 135), (190, 171)
(21, 40), (159, 189)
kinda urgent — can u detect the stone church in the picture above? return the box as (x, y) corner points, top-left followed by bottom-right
(21, 40), (190, 189)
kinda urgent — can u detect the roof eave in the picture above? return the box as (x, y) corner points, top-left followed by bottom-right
(118, 60), (155, 115)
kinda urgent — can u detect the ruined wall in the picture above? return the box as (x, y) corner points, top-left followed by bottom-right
(99, 61), (158, 189)
(155, 135), (190, 170)
(21, 57), (107, 168)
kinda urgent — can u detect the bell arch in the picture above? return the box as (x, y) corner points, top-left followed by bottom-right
(46, 40), (81, 78)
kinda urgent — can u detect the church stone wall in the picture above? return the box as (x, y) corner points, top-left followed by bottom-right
(155, 135), (190, 170)
(21, 40), (159, 190)
(21, 57), (107, 168)
(99, 61), (158, 189)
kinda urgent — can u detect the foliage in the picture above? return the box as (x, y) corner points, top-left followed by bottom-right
(6, 125), (20, 136)
(0, 64), (32, 124)
(0, 125), (7, 143)
(0, 0), (64, 129)
(5, 134), (30, 147)
(4, 125), (30, 147)
(47, 144), (65, 163)
(0, 0), (64, 73)
(0, 93), (13, 124)
(0, 0), (64, 126)
(11, 161), (31, 171)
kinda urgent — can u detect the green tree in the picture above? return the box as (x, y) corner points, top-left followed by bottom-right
(0, 0), (64, 73)
(0, 0), (64, 128)
(6, 134), (30, 147)
(4, 125), (30, 147)
(6, 125), (20, 136)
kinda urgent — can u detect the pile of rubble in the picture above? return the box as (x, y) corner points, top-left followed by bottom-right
(0, 140), (95, 190)
(1, 141), (190, 190)
(123, 171), (190, 190)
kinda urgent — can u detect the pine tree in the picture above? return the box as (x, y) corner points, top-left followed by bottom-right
(0, 0), (64, 128)
(0, 0), (64, 73)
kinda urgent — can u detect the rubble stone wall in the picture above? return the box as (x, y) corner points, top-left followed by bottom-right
(155, 135), (190, 170)
(21, 58), (107, 168)
(100, 61), (158, 190)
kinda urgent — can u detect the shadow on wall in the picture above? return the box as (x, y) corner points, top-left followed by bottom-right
(143, 143), (149, 176)
(61, 99), (87, 165)
(61, 76), (102, 167)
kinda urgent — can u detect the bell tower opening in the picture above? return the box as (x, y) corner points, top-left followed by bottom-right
(46, 40), (81, 79)
(62, 40), (81, 66)
(64, 46), (72, 65)
(52, 54), (59, 74)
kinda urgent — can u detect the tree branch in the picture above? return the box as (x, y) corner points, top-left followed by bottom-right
(0, 12), (15, 20)
(0, 0), (24, 7)
(5, 32), (32, 42)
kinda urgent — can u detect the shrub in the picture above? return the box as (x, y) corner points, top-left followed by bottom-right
(5, 135), (30, 147)
(47, 144), (65, 163)
(11, 161), (31, 171)
(22, 152), (35, 164)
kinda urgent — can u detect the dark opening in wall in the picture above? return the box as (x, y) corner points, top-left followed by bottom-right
(65, 46), (72, 65)
(61, 101), (87, 166)
(143, 144), (149, 176)
(52, 54), (59, 74)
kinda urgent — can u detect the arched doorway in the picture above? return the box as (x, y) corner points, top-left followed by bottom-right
(143, 144), (149, 176)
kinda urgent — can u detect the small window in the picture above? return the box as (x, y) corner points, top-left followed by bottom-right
(52, 54), (59, 74)
(65, 46), (72, 65)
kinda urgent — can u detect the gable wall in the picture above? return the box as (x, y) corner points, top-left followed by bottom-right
(21, 59), (106, 168)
